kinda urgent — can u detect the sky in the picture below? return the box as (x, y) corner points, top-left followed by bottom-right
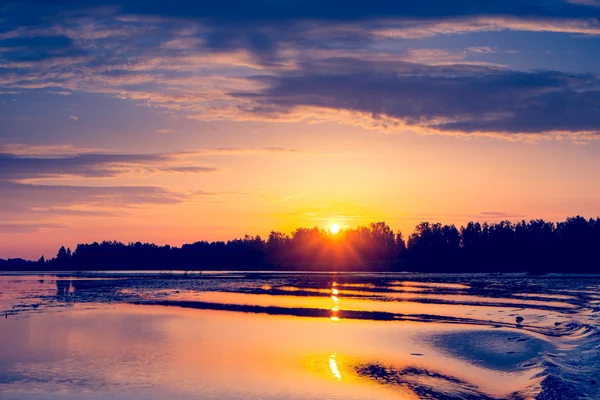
(1, 0), (600, 259)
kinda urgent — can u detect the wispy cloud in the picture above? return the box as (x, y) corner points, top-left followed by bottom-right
(276, 191), (309, 204)
(160, 166), (219, 173)
(375, 17), (600, 39)
(399, 47), (502, 66)
(193, 190), (256, 196)
(0, 181), (187, 214)
(406, 211), (528, 222)
(0, 144), (100, 156)
(0, 151), (218, 181)
(195, 147), (302, 155)
(0, 147), (219, 223)
(479, 211), (527, 219)
(0, 223), (68, 234)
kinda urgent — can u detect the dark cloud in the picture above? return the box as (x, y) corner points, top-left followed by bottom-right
(234, 58), (600, 135)
(4, 0), (599, 23)
(0, 153), (165, 180)
(2, 1), (600, 137)
(3, 1), (600, 62)
(0, 152), (217, 180)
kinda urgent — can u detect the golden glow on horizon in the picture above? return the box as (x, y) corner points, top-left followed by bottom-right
(329, 223), (341, 235)
(8, 114), (600, 263)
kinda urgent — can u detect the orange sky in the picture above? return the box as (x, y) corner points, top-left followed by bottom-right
(2, 122), (599, 259)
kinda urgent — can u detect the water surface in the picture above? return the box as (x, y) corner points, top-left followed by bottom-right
(1, 272), (599, 399)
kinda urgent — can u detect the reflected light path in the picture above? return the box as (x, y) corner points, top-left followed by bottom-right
(329, 353), (342, 381)
(331, 282), (340, 320)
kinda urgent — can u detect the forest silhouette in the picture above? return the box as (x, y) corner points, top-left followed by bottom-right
(2, 216), (599, 273)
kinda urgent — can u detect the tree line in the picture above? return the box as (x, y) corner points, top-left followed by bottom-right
(3, 216), (600, 273)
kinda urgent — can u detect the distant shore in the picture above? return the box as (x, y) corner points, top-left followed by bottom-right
(2, 216), (599, 274)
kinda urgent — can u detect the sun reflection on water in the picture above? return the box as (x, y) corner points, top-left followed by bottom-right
(329, 353), (342, 381)
(331, 282), (340, 321)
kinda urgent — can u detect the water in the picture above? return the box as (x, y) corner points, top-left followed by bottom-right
(1, 272), (599, 399)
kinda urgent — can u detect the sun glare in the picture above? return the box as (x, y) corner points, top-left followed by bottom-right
(329, 223), (341, 235)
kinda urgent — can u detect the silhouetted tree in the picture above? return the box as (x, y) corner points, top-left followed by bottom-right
(396, 231), (407, 256)
(57, 246), (68, 259)
(6, 216), (597, 273)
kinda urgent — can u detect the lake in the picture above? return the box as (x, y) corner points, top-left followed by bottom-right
(1, 272), (599, 399)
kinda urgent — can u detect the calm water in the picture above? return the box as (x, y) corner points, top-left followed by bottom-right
(1, 272), (599, 399)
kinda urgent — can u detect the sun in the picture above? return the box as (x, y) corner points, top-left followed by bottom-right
(329, 223), (341, 235)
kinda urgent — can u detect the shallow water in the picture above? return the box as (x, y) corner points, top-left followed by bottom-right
(1, 272), (599, 399)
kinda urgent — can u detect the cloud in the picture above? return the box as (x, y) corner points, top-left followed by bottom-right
(195, 147), (302, 155)
(160, 166), (219, 173)
(0, 152), (165, 180)
(0, 223), (68, 234)
(398, 47), (503, 66)
(232, 58), (600, 136)
(29, 208), (125, 217)
(2, 1), (600, 139)
(6, 0), (600, 26)
(0, 143), (100, 156)
(479, 211), (526, 218)
(374, 17), (600, 39)
(276, 191), (309, 204)
(183, 190), (258, 204)
(47, 90), (71, 95)
(569, 0), (600, 9)
(0, 151), (218, 181)
(193, 190), (256, 196)
(2, 1), (599, 67)
(0, 147), (219, 221)
(0, 181), (186, 214)
(405, 211), (529, 223)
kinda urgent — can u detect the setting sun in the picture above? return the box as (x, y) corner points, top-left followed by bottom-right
(329, 224), (341, 235)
